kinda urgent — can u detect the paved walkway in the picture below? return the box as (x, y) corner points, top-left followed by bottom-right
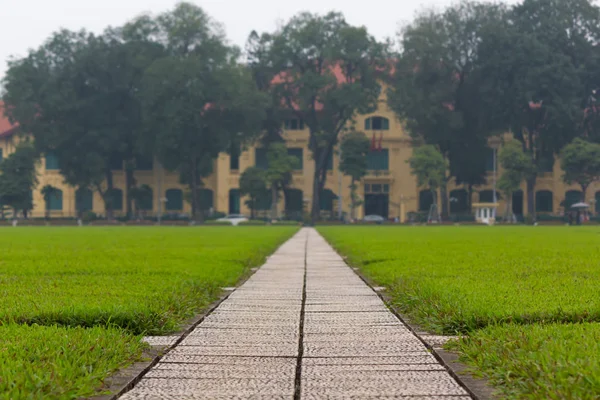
(121, 228), (471, 399)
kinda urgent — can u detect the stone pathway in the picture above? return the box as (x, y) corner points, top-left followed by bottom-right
(120, 228), (471, 399)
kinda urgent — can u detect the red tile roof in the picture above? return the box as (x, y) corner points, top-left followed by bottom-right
(0, 102), (18, 138)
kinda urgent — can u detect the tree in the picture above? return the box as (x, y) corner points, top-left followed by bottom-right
(475, 0), (593, 220)
(408, 145), (447, 221)
(498, 140), (535, 221)
(389, 1), (506, 219)
(560, 138), (600, 202)
(264, 143), (299, 220)
(0, 142), (38, 219)
(339, 131), (370, 220)
(41, 184), (60, 219)
(138, 3), (266, 222)
(2, 29), (162, 220)
(255, 12), (388, 223)
(239, 167), (267, 219)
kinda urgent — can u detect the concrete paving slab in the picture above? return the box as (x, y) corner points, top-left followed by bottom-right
(120, 229), (470, 400)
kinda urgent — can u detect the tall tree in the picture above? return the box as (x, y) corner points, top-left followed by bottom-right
(560, 138), (600, 202)
(2, 30), (162, 220)
(255, 12), (388, 223)
(239, 167), (267, 219)
(408, 145), (447, 222)
(498, 141), (534, 222)
(0, 142), (38, 219)
(389, 1), (506, 219)
(137, 3), (266, 222)
(339, 131), (370, 220)
(476, 0), (595, 220)
(264, 143), (299, 220)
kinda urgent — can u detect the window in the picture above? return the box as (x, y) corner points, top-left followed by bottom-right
(419, 190), (434, 212)
(75, 188), (93, 212)
(110, 188), (123, 211)
(450, 189), (469, 213)
(230, 146), (240, 171)
(383, 184), (389, 193)
(371, 184), (382, 193)
(136, 155), (153, 171)
(137, 187), (153, 211)
(284, 118), (304, 130)
(46, 189), (63, 211)
(320, 189), (335, 211)
(596, 191), (600, 213)
(287, 148), (303, 170)
(565, 190), (582, 209)
(229, 189), (240, 214)
(199, 189), (214, 211)
(255, 148), (268, 169)
(285, 189), (303, 213)
(535, 190), (553, 212)
(367, 149), (389, 171)
(365, 117), (390, 130)
(364, 184), (371, 193)
(165, 189), (183, 211)
(45, 151), (59, 170)
(0, 148), (3, 162)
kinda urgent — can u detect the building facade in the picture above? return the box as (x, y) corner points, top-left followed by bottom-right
(1, 93), (599, 221)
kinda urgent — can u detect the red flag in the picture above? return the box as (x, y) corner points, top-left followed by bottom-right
(370, 132), (376, 151)
(378, 132), (383, 151)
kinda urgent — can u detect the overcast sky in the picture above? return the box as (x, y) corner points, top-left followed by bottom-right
(1, 0), (517, 81)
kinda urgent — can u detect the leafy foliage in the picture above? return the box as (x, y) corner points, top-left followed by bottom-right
(0, 142), (38, 217)
(254, 12), (388, 222)
(408, 145), (447, 201)
(239, 167), (267, 219)
(560, 137), (600, 198)
(339, 131), (370, 218)
(264, 143), (299, 219)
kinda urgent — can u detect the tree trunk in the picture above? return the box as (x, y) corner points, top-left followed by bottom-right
(526, 176), (536, 223)
(104, 169), (115, 220)
(580, 184), (588, 202)
(310, 167), (321, 225)
(189, 160), (202, 223)
(250, 198), (256, 220)
(350, 178), (356, 221)
(467, 185), (473, 213)
(440, 180), (449, 220)
(125, 167), (135, 220)
(271, 185), (278, 221)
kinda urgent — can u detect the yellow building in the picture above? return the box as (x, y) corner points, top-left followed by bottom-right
(1, 95), (599, 221)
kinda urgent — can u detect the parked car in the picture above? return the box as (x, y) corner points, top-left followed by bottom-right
(216, 214), (249, 226)
(363, 215), (385, 223)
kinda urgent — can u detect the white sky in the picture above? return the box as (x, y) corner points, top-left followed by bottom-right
(1, 0), (517, 81)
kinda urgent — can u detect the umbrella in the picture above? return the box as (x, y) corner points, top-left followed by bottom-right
(570, 202), (590, 209)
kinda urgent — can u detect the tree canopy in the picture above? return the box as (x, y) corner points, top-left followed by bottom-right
(560, 138), (600, 200)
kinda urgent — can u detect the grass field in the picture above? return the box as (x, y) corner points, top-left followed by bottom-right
(319, 226), (600, 398)
(0, 226), (297, 398)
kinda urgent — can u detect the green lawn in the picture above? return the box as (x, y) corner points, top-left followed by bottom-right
(0, 226), (297, 398)
(319, 226), (600, 398)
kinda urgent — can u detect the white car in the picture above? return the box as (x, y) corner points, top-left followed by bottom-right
(363, 215), (385, 223)
(217, 214), (249, 226)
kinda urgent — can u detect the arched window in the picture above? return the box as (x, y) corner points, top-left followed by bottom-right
(165, 189), (183, 211)
(46, 189), (63, 211)
(320, 189), (336, 211)
(75, 188), (93, 212)
(136, 187), (153, 211)
(110, 188), (123, 211)
(365, 116), (390, 130)
(535, 190), (553, 212)
(565, 190), (583, 209)
(449, 189), (468, 213)
(229, 189), (240, 214)
(285, 188), (303, 213)
(419, 190), (433, 212)
(199, 189), (213, 211)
